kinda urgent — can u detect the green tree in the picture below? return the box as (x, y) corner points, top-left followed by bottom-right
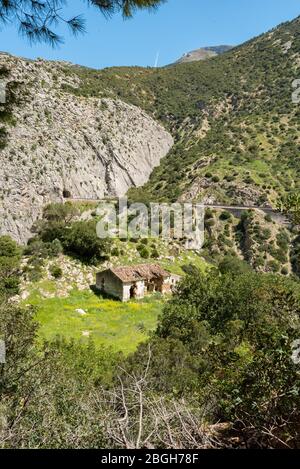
(42, 202), (79, 224)
(0, 0), (165, 46)
(0, 236), (21, 258)
(218, 255), (252, 276)
(133, 268), (300, 446)
(63, 220), (111, 264)
(34, 202), (79, 243)
(33, 203), (111, 263)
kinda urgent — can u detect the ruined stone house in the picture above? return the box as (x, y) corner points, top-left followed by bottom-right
(96, 264), (181, 302)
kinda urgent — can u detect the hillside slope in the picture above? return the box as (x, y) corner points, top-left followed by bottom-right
(1, 16), (300, 243)
(0, 54), (173, 243)
(61, 16), (300, 206)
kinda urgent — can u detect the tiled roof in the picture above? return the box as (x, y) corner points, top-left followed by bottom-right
(107, 264), (170, 283)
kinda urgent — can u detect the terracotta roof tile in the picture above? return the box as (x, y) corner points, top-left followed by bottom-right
(107, 264), (170, 283)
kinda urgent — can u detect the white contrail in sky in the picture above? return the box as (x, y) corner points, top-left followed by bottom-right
(154, 51), (160, 68)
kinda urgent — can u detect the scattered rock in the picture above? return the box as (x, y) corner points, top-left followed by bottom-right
(20, 290), (29, 300)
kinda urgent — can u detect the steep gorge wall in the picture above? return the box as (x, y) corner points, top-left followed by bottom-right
(0, 53), (173, 243)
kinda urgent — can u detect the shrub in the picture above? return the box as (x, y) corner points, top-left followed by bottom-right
(219, 211), (232, 221)
(63, 221), (111, 265)
(111, 247), (120, 257)
(224, 175), (235, 182)
(0, 275), (20, 296)
(49, 264), (63, 279)
(0, 236), (21, 258)
(218, 255), (251, 276)
(151, 249), (160, 259)
(261, 228), (272, 240)
(253, 256), (265, 268)
(138, 246), (150, 259)
(0, 236), (21, 297)
(42, 202), (79, 223)
(24, 239), (63, 259)
(267, 260), (280, 273)
(48, 239), (63, 257)
(205, 209), (214, 220)
(264, 214), (272, 223)
(24, 256), (44, 282)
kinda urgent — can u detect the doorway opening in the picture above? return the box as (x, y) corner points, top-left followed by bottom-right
(130, 284), (137, 299)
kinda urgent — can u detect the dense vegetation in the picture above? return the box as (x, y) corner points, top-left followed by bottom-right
(1, 246), (300, 448)
(30, 202), (111, 265)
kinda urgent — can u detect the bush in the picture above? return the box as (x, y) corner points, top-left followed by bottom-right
(24, 239), (63, 259)
(218, 255), (252, 276)
(0, 235), (21, 258)
(24, 256), (44, 282)
(151, 268), (300, 442)
(151, 248), (160, 259)
(49, 264), (63, 279)
(205, 209), (214, 220)
(259, 228), (272, 241)
(219, 211), (232, 221)
(264, 214), (272, 223)
(224, 175), (235, 182)
(63, 221), (111, 265)
(42, 202), (79, 223)
(267, 260), (280, 273)
(253, 256), (265, 268)
(48, 239), (63, 257)
(138, 246), (150, 259)
(111, 247), (120, 257)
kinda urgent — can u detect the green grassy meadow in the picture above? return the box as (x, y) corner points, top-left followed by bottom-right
(26, 287), (163, 354)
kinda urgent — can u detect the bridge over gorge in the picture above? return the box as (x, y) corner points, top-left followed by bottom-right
(66, 197), (290, 226)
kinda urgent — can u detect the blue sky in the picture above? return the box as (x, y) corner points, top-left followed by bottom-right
(0, 0), (299, 69)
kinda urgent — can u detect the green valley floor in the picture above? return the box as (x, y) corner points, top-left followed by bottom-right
(24, 287), (163, 354)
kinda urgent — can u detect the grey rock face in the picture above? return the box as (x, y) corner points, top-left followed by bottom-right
(171, 45), (232, 65)
(0, 55), (173, 243)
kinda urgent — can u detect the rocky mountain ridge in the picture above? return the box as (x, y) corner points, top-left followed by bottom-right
(172, 45), (232, 64)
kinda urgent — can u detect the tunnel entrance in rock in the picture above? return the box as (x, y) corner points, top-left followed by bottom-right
(63, 189), (72, 199)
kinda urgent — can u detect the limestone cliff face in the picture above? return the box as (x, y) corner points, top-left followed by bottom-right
(0, 53), (173, 243)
